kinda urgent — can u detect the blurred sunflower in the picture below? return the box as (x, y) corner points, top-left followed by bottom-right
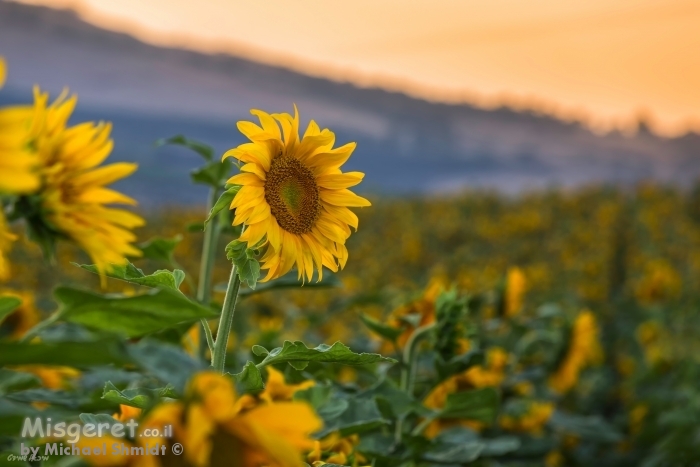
(0, 215), (14, 281)
(0, 289), (40, 339)
(23, 88), (144, 275)
(549, 310), (602, 393)
(224, 106), (370, 282)
(140, 372), (321, 467)
(0, 58), (40, 280)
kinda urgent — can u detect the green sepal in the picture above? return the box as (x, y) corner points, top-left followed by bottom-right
(226, 240), (261, 289)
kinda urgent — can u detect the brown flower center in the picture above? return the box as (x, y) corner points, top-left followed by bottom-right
(264, 156), (320, 234)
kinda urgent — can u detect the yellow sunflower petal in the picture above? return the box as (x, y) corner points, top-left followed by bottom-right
(316, 172), (364, 189)
(72, 163), (138, 187)
(320, 189), (372, 207)
(227, 172), (265, 187)
(251, 109), (282, 140)
(241, 162), (267, 180)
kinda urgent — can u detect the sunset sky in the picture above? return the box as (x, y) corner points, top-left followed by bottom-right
(15, 0), (700, 135)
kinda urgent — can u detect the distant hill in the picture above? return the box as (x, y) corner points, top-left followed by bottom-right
(1, 0), (698, 206)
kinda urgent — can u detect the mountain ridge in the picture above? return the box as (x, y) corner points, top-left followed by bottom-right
(1, 0), (698, 205)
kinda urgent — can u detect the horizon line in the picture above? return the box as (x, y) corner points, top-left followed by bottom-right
(12, 0), (700, 139)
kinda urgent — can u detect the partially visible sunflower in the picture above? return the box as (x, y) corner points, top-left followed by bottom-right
(0, 289), (40, 339)
(548, 310), (602, 393)
(224, 106), (370, 282)
(0, 58), (40, 279)
(0, 214), (14, 281)
(25, 88), (143, 275)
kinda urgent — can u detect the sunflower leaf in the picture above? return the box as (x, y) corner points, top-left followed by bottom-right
(256, 341), (397, 370)
(204, 186), (240, 230)
(225, 240), (260, 289)
(0, 296), (22, 326)
(55, 286), (218, 338)
(191, 159), (233, 188)
(102, 381), (177, 409)
(155, 134), (213, 161)
(360, 314), (403, 341)
(439, 387), (499, 423)
(74, 262), (185, 291)
(230, 361), (265, 393)
(137, 235), (183, 264)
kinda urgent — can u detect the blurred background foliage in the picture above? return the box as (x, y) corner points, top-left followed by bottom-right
(3, 182), (700, 465)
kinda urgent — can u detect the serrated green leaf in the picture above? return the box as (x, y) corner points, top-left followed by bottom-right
(439, 387), (499, 423)
(137, 235), (183, 264)
(360, 314), (403, 341)
(155, 135), (213, 161)
(74, 262), (185, 291)
(56, 286), (218, 338)
(226, 240), (260, 289)
(0, 296), (22, 325)
(102, 381), (177, 409)
(204, 186), (240, 230)
(257, 341), (397, 370)
(231, 361), (265, 393)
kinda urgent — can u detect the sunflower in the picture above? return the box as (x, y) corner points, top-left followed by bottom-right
(0, 58), (40, 280)
(25, 88), (143, 275)
(224, 106), (370, 282)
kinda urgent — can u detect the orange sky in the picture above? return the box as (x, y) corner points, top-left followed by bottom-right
(15, 0), (700, 136)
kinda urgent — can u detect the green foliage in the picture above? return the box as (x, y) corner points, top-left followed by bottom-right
(155, 135), (214, 161)
(204, 185), (240, 229)
(102, 381), (177, 409)
(361, 313), (403, 341)
(137, 235), (183, 264)
(0, 340), (132, 366)
(74, 262), (185, 291)
(55, 286), (217, 337)
(254, 340), (397, 370)
(226, 239), (261, 289)
(439, 387), (499, 422)
(231, 361), (264, 393)
(0, 296), (21, 325)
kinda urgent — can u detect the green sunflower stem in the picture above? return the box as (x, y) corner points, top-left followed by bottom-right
(211, 263), (241, 373)
(395, 322), (436, 446)
(197, 187), (220, 359)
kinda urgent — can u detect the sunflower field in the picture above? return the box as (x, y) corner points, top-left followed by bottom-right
(2, 55), (700, 467)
